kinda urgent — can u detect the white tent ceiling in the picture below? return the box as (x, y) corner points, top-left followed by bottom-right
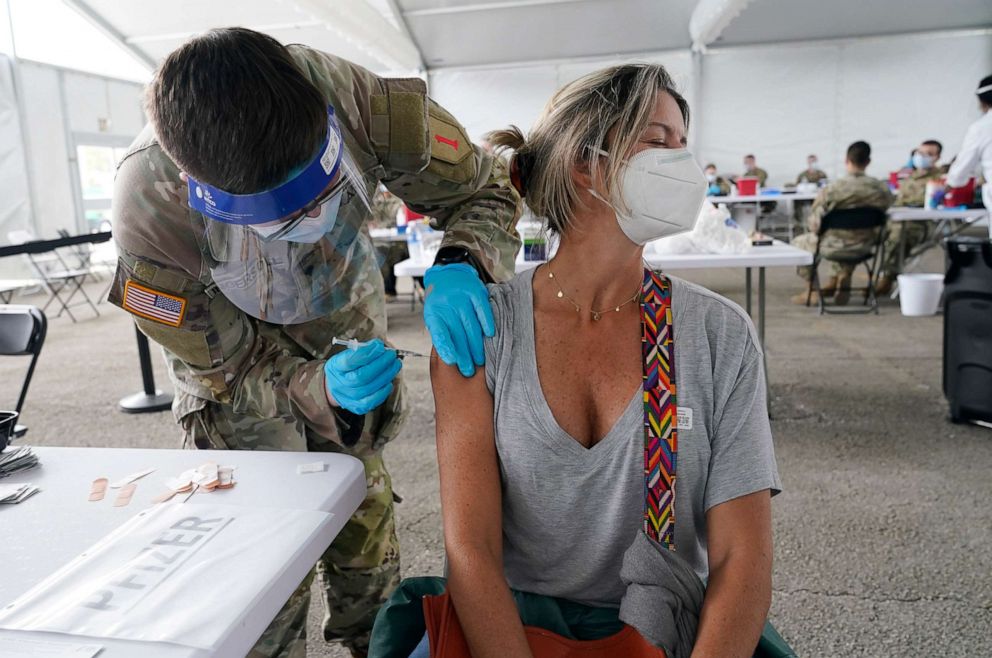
(715, 0), (992, 46)
(61, 0), (992, 75)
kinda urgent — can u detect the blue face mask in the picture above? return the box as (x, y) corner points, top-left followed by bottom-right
(912, 153), (934, 170)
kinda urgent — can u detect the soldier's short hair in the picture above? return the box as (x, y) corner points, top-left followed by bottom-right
(744, 154), (755, 161)
(921, 140), (943, 156)
(146, 27), (327, 194)
(977, 75), (992, 106)
(705, 163), (717, 170)
(846, 141), (871, 168)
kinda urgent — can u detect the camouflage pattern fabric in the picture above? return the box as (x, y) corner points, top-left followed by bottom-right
(743, 166), (769, 186)
(795, 168), (828, 185)
(894, 165), (949, 208)
(884, 165), (948, 274)
(793, 172), (893, 280)
(709, 176), (732, 196)
(110, 45), (520, 657)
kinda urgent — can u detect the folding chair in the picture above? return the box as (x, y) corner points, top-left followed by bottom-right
(56, 228), (101, 282)
(7, 230), (99, 322)
(0, 305), (47, 440)
(805, 207), (888, 315)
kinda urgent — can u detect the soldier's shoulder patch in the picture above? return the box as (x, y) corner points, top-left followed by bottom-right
(428, 112), (471, 166)
(122, 280), (187, 328)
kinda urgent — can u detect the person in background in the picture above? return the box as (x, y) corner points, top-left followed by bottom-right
(741, 154), (768, 186)
(897, 149), (918, 179)
(791, 141), (893, 306)
(705, 163), (731, 196)
(945, 74), (992, 236)
(795, 154), (827, 185)
(369, 186), (409, 299)
(879, 139), (948, 293)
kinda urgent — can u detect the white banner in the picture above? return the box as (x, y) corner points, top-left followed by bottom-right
(0, 503), (332, 651)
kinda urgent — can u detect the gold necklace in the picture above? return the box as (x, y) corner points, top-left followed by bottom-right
(544, 263), (641, 321)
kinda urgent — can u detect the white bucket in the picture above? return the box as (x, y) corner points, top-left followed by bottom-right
(897, 273), (944, 316)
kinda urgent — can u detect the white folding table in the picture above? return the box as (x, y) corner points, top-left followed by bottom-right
(0, 447), (366, 658)
(395, 240), (812, 349)
(707, 192), (820, 240)
(887, 207), (989, 272)
(709, 192), (819, 205)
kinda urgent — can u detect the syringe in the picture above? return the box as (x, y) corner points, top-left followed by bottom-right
(332, 337), (428, 359)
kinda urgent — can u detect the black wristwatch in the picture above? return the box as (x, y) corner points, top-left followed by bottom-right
(433, 246), (487, 281)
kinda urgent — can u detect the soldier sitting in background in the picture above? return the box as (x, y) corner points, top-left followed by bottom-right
(704, 163), (731, 196)
(740, 153), (768, 186)
(795, 154), (827, 186)
(878, 139), (949, 293)
(791, 141), (893, 306)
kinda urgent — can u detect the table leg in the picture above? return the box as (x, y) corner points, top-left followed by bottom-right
(759, 267), (771, 416)
(898, 224), (907, 274)
(745, 267), (753, 316)
(758, 267), (766, 347)
(119, 326), (174, 413)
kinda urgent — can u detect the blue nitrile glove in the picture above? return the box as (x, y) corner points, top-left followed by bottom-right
(324, 339), (402, 415)
(423, 262), (495, 377)
(708, 183), (722, 196)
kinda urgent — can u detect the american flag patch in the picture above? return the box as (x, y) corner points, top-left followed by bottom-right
(122, 280), (187, 328)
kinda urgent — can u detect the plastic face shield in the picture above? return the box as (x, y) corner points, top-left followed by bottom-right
(186, 106), (344, 226)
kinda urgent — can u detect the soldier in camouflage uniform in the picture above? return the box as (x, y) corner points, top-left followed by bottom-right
(368, 187), (409, 298)
(795, 154), (828, 185)
(740, 154), (769, 186)
(704, 163), (731, 196)
(792, 141), (893, 306)
(110, 29), (519, 658)
(879, 139), (948, 293)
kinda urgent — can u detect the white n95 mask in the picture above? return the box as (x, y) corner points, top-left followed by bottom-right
(592, 147), (707, 245)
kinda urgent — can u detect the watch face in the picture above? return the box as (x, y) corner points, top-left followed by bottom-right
(435, 247), (471, 265)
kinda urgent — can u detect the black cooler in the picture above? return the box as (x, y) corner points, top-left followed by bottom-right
(943, 236), (992, 423)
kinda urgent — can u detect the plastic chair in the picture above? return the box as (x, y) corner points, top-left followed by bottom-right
(0, 305), (47, 439)
(806, 207), (889, 315)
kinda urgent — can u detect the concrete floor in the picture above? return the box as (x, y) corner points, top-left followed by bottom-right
(1, 254), (990, 658)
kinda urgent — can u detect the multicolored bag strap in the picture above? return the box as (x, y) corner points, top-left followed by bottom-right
(641, 268), (677, 550)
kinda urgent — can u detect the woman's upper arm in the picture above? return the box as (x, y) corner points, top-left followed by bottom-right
(431, 350), (502, 557)
(705, 490), (773, 573)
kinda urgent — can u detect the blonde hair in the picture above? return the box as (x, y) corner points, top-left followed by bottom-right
(487, 63), (689, 234)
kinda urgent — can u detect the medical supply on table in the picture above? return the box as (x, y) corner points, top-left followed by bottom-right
(0, 482), (39, 504)
(332, 337), (428, 359)
(0, 445), (38, 478)
(924, 178), (947, 209)
(151, 462), (237, 504)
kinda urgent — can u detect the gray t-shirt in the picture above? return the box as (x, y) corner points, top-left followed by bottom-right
(484, 269), (781, 608)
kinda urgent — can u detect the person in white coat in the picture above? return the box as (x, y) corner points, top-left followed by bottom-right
(946, 74), (992, 237)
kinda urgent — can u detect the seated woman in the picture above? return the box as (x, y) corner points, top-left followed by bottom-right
(430, 63), (781, 658)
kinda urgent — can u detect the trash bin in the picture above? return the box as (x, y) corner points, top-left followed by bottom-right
(943, 237), (992, 423)
(0, 410), (17, 452)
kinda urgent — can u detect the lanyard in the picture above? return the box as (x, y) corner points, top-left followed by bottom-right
(641, 268), (678, 550)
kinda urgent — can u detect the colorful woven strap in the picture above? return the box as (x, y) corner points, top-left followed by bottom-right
(641, 268), (677, 550)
